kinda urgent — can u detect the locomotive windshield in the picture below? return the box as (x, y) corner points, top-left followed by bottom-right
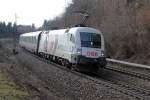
(80, 32), (101, 48)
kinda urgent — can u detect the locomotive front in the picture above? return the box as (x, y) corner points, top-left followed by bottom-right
(71, 27), (107, 72)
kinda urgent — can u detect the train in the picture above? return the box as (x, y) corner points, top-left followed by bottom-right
(19, 27), (107, 72)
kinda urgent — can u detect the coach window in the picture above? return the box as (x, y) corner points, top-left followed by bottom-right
(32, 37), (34, 43)
(34, 37), (36, 44)
(70, 34), (75, 43)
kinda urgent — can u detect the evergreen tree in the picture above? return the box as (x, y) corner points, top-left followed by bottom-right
(31, 23), (36, 32)
(7, 22), (12, 33)
(2, 22), (6, 33)
(13, 23), (17, 34)
(42, 20), (49, 30)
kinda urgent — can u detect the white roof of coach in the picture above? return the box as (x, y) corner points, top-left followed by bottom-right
(49, 29), (66, 33)
(21, 31), (42, 37)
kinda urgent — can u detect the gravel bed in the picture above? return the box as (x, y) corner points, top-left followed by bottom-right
(0, 39), (135, 100)
(107, 63), (150, 79)
(15, 47), (135, 100)
(97, 68), (150, 98)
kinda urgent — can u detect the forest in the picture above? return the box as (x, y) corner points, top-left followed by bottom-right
(0, 22), (35, 38)
(0, 22), (17, 38)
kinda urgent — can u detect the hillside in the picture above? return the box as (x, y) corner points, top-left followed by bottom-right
(44, 0), (150, 65)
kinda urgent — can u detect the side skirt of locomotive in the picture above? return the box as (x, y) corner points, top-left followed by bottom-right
(37, 52), (107, 73)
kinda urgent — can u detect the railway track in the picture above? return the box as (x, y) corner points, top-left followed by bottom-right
(107, 59), (150, 81)
(20, 48), (150, 100)
(106, 65), (150, 81)
(96, 68), (150, 99)
(103, 64), (150, 98)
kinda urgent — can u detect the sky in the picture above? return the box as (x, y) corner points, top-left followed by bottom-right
(0, 0), (72, 27)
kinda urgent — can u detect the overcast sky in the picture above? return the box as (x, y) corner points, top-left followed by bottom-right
(0, 0), (72, 27)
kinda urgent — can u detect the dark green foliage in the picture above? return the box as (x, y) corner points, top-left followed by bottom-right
(0, 22), (16, 38)
(0, 22), (37, 38)
(31, 24), (36, 32)
(42, 20), (50, 30)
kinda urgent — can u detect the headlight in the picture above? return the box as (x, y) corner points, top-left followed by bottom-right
(76, 48), (82, 55)
(101, 51), (105, 57)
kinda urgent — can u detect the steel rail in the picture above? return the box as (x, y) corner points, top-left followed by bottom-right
(107, 58), (150, 70)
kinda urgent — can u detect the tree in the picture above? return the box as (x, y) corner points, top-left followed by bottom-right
(12, 23), (17, 34)
(31, 23), (36, 32)
(42, 20), (49, 30)
(7, 22), (13, 33)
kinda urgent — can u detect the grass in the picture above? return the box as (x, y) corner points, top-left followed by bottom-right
(0, 70), (31, 100)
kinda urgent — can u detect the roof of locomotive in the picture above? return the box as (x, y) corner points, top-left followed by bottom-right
(69, 27), (102, 34)
(47, 27), (102, 35)
(20, 27), (102, 37)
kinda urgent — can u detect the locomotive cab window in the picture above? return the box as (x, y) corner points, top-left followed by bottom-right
(80, 32), (101, 48)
